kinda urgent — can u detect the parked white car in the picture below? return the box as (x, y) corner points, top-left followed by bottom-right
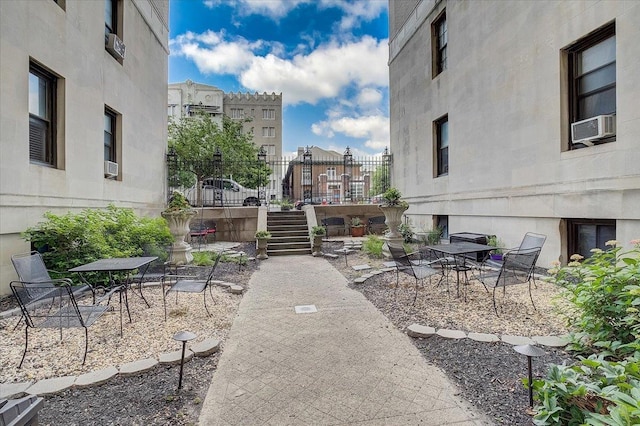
(186, 178), (263, 206)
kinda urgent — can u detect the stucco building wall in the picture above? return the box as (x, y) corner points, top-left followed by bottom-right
(388, 0), (640, 266)
(0, 0), (169, 295)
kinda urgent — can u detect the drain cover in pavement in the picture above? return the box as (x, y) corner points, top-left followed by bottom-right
(294, 305), (317, 314)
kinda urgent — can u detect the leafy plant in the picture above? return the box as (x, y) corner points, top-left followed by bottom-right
(398, 223), (414, 243)
(22, 205), (173, 281)
(165, 191), (193, 212)
(532, 239), (640, 425)
(280, 199), (293, 210)
(487, 235), (505, 254)
(351, 217), (363, 227)
(381, 187), (408, 208)
(191, 251), (214, 266)
(310, 225), (326, 237)
(255, 230), (272, 239)
(362, 235), (384, 258)
(417, 227), (443, 245)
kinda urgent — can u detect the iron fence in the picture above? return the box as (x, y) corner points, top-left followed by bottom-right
(167, 147), (393, 207)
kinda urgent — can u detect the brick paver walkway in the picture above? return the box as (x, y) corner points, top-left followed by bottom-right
(198, 256), (490, 425)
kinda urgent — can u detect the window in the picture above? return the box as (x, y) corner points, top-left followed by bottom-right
(262, 108), (275, 120)
(435, 215), (448, 239)
(326, 167), (336, 179)
(567, 23), (616, 146)
(104, 107), (117, 163)
(262, 127), (275, 138)
(29, 62), (57, 166)
(435, 115), (448, 176)
(105, 0), (117, 43)
(261, 144), (276, 155)
(230, 108), (244, 119)
(432, 11), (447, 77)
(567, 219), (615, 259)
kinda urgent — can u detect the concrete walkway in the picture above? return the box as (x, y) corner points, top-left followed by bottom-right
(198, 256), (490, 425)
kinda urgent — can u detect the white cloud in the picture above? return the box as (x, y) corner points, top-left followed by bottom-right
(356, 88), (383, 107)
(171, 32), (389, 106)
(312, 114), (389, 152)
(204, 0), (312, 19)
(318, 0), (388, 31)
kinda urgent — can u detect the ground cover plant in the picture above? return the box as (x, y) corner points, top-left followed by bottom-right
(533, 240), (640, 425)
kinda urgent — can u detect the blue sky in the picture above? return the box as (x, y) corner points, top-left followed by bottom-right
(169, 0), (389, 156)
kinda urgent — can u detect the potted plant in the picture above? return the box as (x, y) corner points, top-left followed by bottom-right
(350, 217), (366, 237)
(310, 225), (326, 257)
(487, 235), (504, 260)
(281, 199), (293, 211)
(378, 187), (409, 239)
(255, 230), (271, 259)
(161, 191), (196, 264)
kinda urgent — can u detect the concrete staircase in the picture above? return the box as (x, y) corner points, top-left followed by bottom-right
(267, 210), (311, 256)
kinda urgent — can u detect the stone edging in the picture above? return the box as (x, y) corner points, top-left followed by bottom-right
(0, 339), (222, 400)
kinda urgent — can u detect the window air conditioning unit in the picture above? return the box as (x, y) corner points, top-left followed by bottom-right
(106, 33), (126, 60)
(104, 161), (119, 178)
(571, 114), (615, 145)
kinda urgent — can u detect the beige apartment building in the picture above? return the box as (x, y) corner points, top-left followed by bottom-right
(224, 91), (284, 200)
(168, 80), (224, 127)
(388, 0), (640, 266)
(0, 0), (169, 295)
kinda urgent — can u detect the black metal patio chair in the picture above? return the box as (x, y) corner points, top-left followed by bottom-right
(474, 247), (541, 315)
(387, 244), (442, 305)
(10, 281), (120, 367)
(162, 252), (222, 320)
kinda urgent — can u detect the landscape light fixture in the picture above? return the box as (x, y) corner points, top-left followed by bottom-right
(173, 330), (196, 389)
(513, 344), (545, 407)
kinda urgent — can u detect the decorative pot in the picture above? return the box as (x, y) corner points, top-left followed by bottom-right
(311, 235), (324, 257)
(490, 254), (503, 261)
(256, 238), (269, 259)
(351, 226), (365, 238)
(379, 204), (408, 239)
(161, 209), (197, 265)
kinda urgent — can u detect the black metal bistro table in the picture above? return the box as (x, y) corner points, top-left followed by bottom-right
(69, 257), (157, 335)
(421, 242), (496, 300)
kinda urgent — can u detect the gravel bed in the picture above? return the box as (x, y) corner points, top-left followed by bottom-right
(1, 241), (577, 425)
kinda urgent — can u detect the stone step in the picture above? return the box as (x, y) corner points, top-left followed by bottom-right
(268, 241), (310, 251)
(270, 235), (309, 243)
(267, 247), (312, 256)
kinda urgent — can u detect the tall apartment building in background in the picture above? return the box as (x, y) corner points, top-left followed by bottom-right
(388, 0), (639, 266)
(0, 0), (170, 295)
(224, 91), (283, 200)
(168, 82), (284, 200)
(168, 80), (224, 127)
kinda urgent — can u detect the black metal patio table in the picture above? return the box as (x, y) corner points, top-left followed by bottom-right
(69, 256), (157, 335)
(421, 242), (496, 300)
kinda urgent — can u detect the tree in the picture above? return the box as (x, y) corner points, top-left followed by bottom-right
(168, 114), (271, 191)
(369, 163), (391, 196)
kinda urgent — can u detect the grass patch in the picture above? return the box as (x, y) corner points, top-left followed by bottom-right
(363, 235), (384, 258)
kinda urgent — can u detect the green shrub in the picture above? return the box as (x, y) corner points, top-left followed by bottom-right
(548, 240), (640, 358)
(398, 223), (414, 243)
(363, 235), (384, 258)
(533, 239), (640, 425)
(191, 251), (214, 266)
(22, 205), (173, 277)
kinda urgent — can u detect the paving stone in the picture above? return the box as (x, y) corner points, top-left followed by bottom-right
(119, 358), (159, 377)
(352, 264), (371, 271)
(371, 270), (385, 275)
(323, 253), (339, 259)
(467, 332), (500, 343)
(359, 273), (374, 279)
(383, 261), (397, 268)
(406, 324), (436, 338)
(191, 338), (221, 357)
(501, 335), (534, 345)
(26, 376), (76, 396)
(381, 267), (396, 272)
(437, 329), (467, 339)
(532, 335), (569, 347)
(75, 366), (119, 388)
(159, 349), (194, 365)
(353, 277), (368, 284)
(229, 285), (244, 294)
(0, 381), (33, 399)
(210, 280), (226, 285)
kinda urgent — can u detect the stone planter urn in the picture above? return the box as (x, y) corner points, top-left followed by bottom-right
(311, 235), (324, 257)
(378, 188), (409, 259)
(256, 238), (269, 259)
(161, 209), (197, 265)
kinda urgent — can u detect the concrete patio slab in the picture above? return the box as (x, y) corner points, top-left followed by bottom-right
(119, 358), (158, 376)
(26, 376), (76, 396)
(75, 366), (119, 388)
